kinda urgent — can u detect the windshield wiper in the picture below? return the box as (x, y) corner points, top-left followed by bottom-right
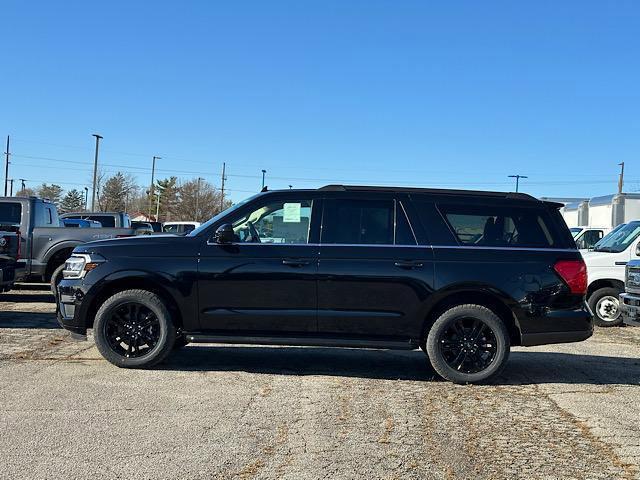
(593, 247), (615, 252)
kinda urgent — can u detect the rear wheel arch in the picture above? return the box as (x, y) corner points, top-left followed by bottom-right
(587, 279), (624, 299)
(86, 276), (184, 331)
(421, 290), (521, 347)
(44, 246), (77, 280)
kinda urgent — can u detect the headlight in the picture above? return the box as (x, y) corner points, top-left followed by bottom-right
(63, 253), (105, 279)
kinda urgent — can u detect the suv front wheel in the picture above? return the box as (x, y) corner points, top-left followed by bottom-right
(93, 289), (176, 368)
(425, 304), (510, 384)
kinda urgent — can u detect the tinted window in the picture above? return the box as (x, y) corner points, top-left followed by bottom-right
(230, 199), (312, 244)
(184, 224), (196, 234)
(88, 215), (113, 227)
(396, 202), (417, 245)
(322, 199), (393, 245)
(439, 204), (555, 247)
(163, 224), (180, 234)
(0, 203), (22, 226)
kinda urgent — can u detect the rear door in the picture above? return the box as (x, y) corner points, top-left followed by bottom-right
(316, 193), (433, 339)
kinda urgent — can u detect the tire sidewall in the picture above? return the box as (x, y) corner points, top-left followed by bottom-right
(426, 305), (510, 384)
(588, 287), (623, 327)
(93, 290), (176, 368)
(50, 263), (66, 299)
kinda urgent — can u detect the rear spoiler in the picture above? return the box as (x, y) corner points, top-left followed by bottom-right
(543, 201), (564, 210)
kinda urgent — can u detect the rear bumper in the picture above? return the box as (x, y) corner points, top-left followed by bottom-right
(519, 304), (593, 346)
(619, 293), (640, 327)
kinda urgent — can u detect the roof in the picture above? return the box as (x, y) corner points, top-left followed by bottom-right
(316, 184), (538, 201)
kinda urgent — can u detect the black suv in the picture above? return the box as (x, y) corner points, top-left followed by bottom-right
(57, 185), (592, 383)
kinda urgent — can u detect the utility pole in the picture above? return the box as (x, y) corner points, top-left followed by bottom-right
(4, 136), (10, 196)
(91, 134), (103, 212)
(19, 178), (26, 192)
(148, 156), (160, 219)
(618, 162), (625, 194)
(84, 187), (89, 211)
(9, 179), (14, 196)
(220, 162), (226, 211)
(508, 174), (528, 193)
(195, 177), (203, 221)
(261, 169), (266, 190)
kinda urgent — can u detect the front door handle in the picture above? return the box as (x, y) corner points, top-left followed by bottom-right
(282, 259), (311, 267)
(394, 260), (424, 269)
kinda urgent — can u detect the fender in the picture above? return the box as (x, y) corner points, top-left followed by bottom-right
(42, 240), (84, 266)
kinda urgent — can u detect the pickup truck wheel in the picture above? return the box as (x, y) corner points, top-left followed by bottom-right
(50, 264), (66, 300)
(425, 304), (510, 384)
(588, 287), (623, 327)
(93, 289), (176, 368)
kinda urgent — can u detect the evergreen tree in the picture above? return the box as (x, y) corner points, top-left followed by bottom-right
(59, 189), (86, 213)
(154, 177), (179, 222)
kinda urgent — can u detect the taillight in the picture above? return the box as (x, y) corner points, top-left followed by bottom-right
(553, 259), (587, 295)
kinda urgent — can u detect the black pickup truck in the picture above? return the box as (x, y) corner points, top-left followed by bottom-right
(0, 196), (139, 283)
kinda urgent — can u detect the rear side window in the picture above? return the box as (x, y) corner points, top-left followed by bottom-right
(322, 199), (394, 245)
(439, 204), (556, 248)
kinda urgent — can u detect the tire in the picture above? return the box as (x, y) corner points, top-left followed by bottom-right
(588, 287), (623, 327)
(93, 289), (176, 368)
(50, 263), (66, 300)
(425, 304), (510, 384)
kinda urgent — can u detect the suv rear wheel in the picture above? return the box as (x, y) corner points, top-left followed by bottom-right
(588, 287), (623, 327)
(93, 289), (176, 368)
(425, 304), (510, 384)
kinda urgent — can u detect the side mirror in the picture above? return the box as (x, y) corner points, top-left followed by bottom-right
(214, 224), (235, 244)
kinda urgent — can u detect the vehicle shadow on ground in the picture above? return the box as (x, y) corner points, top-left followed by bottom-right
(0, 292), (54, 304)
(0, 312), (59, 329)
(164, 346), (640, 385)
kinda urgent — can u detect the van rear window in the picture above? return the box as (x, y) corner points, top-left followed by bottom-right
(439, 205), (555, 248)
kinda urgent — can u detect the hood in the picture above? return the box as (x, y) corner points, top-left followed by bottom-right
(581, 249), (625, 268)
(74, 233), (192, 255)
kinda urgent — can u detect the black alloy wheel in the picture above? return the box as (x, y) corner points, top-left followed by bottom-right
(104, 302), (161, 359)
(438, 317), (498, 374)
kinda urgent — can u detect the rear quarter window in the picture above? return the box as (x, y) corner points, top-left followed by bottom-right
(438, 204), (559, 248)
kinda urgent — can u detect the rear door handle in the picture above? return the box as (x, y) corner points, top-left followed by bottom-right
(282, 259), (311, 267)
(394, 260), (424, 269)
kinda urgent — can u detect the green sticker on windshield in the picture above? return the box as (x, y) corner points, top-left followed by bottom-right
(283, 203), (301, 223)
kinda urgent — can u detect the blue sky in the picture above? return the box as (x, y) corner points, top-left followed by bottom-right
(2, 0), (640, 202)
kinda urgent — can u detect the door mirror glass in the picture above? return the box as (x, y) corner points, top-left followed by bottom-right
(635, 242), (640, 257)
(214, 224), (235, 244)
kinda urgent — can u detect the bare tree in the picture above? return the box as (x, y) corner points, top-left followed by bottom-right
(176, 178), (230, 222)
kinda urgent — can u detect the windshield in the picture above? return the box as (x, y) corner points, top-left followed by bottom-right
(188, 193), (263, 237)
(592, 223), (625, 250)
(593, 222), (640, 253)
(570, 227), (583, 238)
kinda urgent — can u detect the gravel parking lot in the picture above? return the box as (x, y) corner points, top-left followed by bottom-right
(0, 286), (639, 480)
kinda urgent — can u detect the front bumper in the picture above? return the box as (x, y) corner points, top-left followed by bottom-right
(619, 293), (640, 327)
(57, 278), (90, 336)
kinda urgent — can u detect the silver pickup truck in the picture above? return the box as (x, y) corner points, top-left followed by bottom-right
(0, 196), (139, 282)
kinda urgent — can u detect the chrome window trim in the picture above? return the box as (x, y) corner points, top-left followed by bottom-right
(204, 241), (577, 252)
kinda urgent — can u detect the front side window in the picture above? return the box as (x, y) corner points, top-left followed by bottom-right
(231, 199), (312, 244)
(322, 199), (394, 245)
(440, 205), (555, 248)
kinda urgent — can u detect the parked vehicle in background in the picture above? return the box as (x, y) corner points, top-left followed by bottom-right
(60, 212), (131, 228)
(57, 185), (591, 384)
(148, 221), (162, 233)
(619, 260), (640, 327)
(162, 221), (200, 235)
(0, 197), (140, 283)
(62, 219), (102, 228)
(0, 220), (21, 292)
(570, 226), (610, 250)
(131, 222), (154, 235)
(582, 220), (640, 326)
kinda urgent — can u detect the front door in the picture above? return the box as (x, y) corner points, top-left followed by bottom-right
(197, 196), (319, 334)
(317, 196), (433, 339)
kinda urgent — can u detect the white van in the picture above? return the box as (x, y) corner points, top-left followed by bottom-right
(570, 226), (610, 250)
(583, 221), (640, 326)
(162, 221), (201, 235)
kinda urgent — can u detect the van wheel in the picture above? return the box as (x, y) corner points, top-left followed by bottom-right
(425, 304), (510, 384)
(588, 287), (623, 327)
(50, 264), (66, 300)
(93, 289), (176, 368)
